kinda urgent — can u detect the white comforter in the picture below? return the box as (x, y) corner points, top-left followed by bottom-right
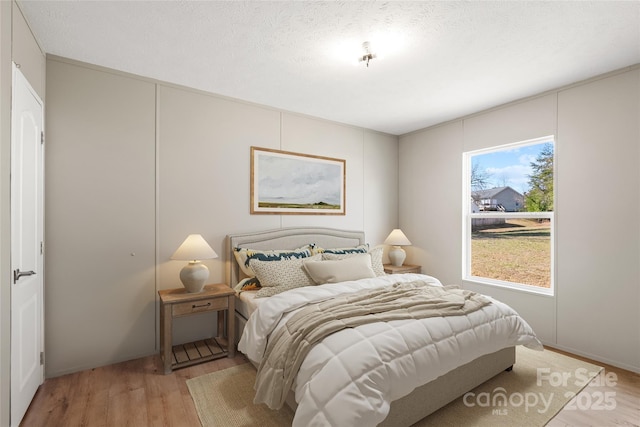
(238, 273), (543, 426)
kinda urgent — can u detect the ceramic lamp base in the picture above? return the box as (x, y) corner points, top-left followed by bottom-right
(388, 246), (406, 267)
(179, 261), (209, 293)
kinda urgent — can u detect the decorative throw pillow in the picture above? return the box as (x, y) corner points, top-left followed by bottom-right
(233, 277), (261, 293)
(323, 246), (385, 276)
(233, 246), (312, 277)
(251, 254), (321, 298)
(303, 254), (376, 285)
(312, 244), (369, 255)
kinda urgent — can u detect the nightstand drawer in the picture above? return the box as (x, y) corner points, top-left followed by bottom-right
(172, 297), (228, 316)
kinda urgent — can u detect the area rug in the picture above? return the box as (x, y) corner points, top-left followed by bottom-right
(187, 346), (602, 427)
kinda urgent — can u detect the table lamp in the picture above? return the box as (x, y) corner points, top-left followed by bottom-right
(171, 234), (218, 293)
(384, 229), (412, 267)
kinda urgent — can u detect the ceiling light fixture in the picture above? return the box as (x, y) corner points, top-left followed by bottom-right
(359, 41), (376, 68)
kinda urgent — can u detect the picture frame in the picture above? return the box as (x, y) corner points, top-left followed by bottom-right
(251, 146), (346, 215)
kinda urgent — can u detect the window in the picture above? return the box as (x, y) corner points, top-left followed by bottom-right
(463, 136), (555, 295)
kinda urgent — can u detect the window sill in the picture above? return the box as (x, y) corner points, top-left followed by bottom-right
(463, 276), (554, 297)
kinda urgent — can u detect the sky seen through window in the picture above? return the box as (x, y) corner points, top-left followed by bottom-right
(472, 142), (552, 194)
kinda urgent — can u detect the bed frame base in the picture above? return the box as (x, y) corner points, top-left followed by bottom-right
(283, 346), (515, 426)
(379, 346), (515, 426)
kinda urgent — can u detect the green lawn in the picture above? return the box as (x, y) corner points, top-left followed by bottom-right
(471, 219), (551, 288)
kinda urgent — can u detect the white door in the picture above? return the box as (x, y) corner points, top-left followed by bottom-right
(10, 64), (44, 427)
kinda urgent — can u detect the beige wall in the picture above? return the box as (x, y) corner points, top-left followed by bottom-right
(45, 60), (157, 376)
(11, 1), (45, 100)
(0, 2), (46, 424)
(45, 57), (399, 376)
(555, 70), (639, 370)
(399, 66), (640, 373)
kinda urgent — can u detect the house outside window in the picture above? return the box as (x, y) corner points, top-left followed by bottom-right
(463, 136), (555, 295)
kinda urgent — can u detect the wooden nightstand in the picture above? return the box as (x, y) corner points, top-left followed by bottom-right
(383, 264), (422, 274)
(159, 283), (235, 374)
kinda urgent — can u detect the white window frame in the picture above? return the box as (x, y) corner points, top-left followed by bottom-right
(462, 136), (555, 296)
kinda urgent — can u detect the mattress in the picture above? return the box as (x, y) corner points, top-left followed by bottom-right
(235, 290), (261, 320)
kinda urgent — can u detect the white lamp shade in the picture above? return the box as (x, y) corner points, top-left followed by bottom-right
(171, 234), (218, 261)
(384, 229), (412, 246)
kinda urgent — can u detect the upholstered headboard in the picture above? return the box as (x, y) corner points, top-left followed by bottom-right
(226, 227), (365, 287)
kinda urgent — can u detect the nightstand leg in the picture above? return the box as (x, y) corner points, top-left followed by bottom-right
(228, 296), (235, 358)
(161, 303), (172, 374)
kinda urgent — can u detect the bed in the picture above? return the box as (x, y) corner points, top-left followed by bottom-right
(225, 227), (542, 426)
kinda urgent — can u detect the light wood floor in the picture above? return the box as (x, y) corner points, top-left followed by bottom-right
(21, 347), (639, 426)
(544, 347), (640, 427)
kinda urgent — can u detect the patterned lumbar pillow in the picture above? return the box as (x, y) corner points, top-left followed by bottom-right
(311, 244), (369, 255)
(233, 246), (312, 277)
(251, 254), (321, 298)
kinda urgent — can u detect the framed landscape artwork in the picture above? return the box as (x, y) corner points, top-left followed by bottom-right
(251, 146), (346, 215)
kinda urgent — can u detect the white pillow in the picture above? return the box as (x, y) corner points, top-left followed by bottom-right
(322, 246), (385, 276)
(251, 254), (321, 298)
(303, 254), (376, 285)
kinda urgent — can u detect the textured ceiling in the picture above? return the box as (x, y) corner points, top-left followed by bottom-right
(18, 1), (640, 135)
